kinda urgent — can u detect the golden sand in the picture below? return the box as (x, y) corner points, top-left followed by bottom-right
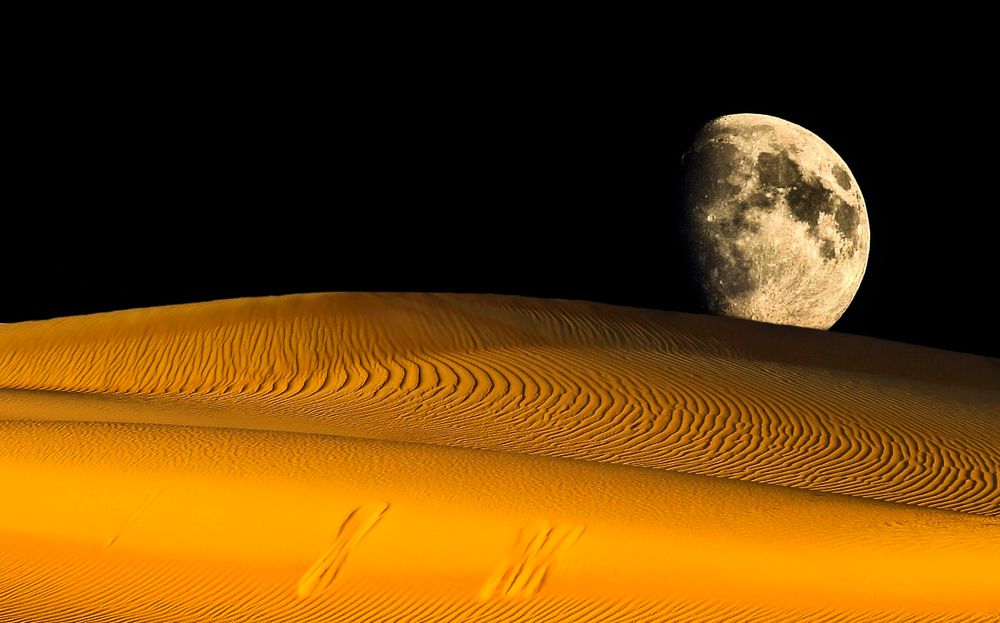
(1, 293), (997, 622)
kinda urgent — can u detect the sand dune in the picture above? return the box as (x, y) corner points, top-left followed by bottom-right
(1, 293), (998, 621)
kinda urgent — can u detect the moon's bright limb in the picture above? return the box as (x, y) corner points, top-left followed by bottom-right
(682, 113), (870, 330)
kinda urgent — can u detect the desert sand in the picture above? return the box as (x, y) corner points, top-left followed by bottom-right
(0, 292), (997, 622)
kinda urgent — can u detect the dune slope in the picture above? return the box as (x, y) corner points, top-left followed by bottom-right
(1, 293), (998, 621)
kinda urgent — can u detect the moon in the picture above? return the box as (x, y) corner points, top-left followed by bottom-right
(681, 113), (870, 330)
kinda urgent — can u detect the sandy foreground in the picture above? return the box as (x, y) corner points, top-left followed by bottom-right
(0, 293), (997, 622)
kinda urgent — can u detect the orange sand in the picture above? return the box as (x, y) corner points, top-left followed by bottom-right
(0, 293), (997, 622)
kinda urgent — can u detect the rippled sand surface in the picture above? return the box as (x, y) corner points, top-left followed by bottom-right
(1, 293), (997, 621)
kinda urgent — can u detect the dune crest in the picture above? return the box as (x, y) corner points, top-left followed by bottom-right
(2, 293), (996, 515)
(1, 293), (998, 621)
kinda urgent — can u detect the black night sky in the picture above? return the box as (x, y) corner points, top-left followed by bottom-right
(6, 58), (999, 359)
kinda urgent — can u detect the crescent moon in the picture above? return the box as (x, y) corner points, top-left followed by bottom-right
(682, 113), (870, 330)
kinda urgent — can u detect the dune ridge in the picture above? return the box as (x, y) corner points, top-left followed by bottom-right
(1, 293), (996, 515)
(1, 293), (998, 621)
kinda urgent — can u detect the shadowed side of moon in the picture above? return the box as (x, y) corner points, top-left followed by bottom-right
(681, 114), (870, 330)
